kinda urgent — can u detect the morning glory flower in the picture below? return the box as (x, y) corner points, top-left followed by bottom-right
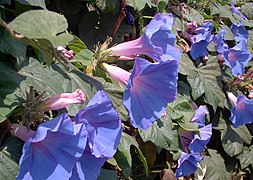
(187, 21), (214, 60)
(213, 29), (228, 54)
(123, 57), (178, 130)
(175, 152), (204, 178)
(75, 90), (122, 158)
(228, 92), (253, 128)
(230, 22), (248, 42)
(109, 13), (182, 62)
(223, 40), (252, 76)
(13, 113), (87, 180)
(179, 106), (211, 153)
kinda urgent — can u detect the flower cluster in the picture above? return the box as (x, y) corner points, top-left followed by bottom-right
(11, 90), (122, 179)
(176, 105), (212, 178)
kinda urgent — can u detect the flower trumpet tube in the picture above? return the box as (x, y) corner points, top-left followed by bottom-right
(41, 89), (86, 111)
(108, 13), (182, 62)
(101, 63), (130, 86)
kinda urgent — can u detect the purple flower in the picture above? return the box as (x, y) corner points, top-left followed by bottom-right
(15, 113), (87, 180)
(123, 57), (178, 130)
(191, 105), (209, 128)
(230, 0), (247, 20)
(228, 93), (253, 128)
(109, 13), (182, 62)
(179, 106), (211, 153)
(213, 29), (228, 54)
(230, 22), (248, 42)
(175, 152), (203, 178)
(70, 148), (108, 180)
(189, 21), (214, 60)
(223, 41), (252, 76)
(75, 90), (122, 158)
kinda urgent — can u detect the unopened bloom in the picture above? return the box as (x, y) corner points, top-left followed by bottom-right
(175, 152), (203, 178)
(57, 46), (74, 60)
(13, 114), (87, 179)
(228, 92), (253, 128)
(188, 21), (214, 60)
(41, 89), (86, 111)
(101, 63), (130, 85)
(109, 13), (182, 62)
(123, 57), (178, 130)
(223, 41), (252, 76)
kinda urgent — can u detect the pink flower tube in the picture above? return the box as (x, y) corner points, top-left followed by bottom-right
(42, 89), (86, 111)
(102, 63), (130, 86)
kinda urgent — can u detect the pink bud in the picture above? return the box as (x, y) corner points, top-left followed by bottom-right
(227, 92), (237, 106)
(102, 63), (130, 86)
(10, 124), (36, 141)
(42, 89), (86, 111)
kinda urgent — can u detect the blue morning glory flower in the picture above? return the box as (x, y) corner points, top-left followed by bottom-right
(16, 113), (87, 180)
(230, 0), (247, 20)
(229, 94), (253, 128)
(190, 21), (214, 60)
(175, 152), (204, 178)
(223, 40), (252, 76)
(110, 13), (182, 62)
(123, 57), (178, 130)
(75, 90), (122, 158)
(213, 29), (228, 54)
(179, 106), (211, 153)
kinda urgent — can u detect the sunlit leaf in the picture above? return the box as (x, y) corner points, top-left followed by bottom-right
(8, 10), (73, 48)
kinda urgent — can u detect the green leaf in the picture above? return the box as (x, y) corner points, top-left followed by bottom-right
(241, 3), (253, 20)
(182, 55), (225, 110)
(78, 12), (132, 49)
(15, 0), (46, 8)
(238, 145), (253, 169)
(139, 108), (179, 151)
(19, 58), (102, 116)
(220, 119), (251, 157)
(220, 25), (235, 41)
(127, 0), (151, 11)
(102, 82), (129, 122)
(0, 149), (19, 179)
(68, 35), (87, 54)
(0, 28), (27, 68)
(0, 62), (24, 123)
(115, 132), (138, 178)
(96, 0), (118, 12)
(183, 7), (205, 24)
(8, 10), (73, 48)
(72, 49), (93, 67)
(195, 149), (232, 180)
(247, 30), (253, 54)
(98, 169), (117, 180)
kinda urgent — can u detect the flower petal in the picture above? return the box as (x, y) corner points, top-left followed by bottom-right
(123, 57), (178, 130)
(230, 95), (253, 128)
(75, 90), (122, 158)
